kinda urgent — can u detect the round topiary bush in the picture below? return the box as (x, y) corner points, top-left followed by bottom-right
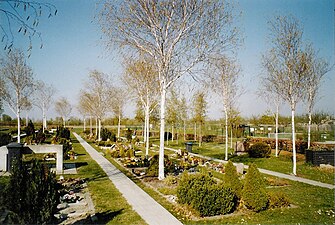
(248, 142), (271, 158)
(242, 163), (268, 212)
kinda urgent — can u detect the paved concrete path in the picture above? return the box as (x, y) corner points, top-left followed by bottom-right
(73, 133), (182, 225)
(160, 145), (335, 189)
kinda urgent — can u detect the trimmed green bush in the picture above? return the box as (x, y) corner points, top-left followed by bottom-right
(177, 173), (237, 216)
(224, 161), (242, 199)
(242, 163), (268, 212)
(248, 142), (271, 158)
(4, 159), (60, 224)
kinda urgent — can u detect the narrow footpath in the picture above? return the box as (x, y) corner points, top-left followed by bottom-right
(161, 145), (335, 190)
(73, 133), (182, 225)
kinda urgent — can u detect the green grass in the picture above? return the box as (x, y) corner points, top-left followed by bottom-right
(76, 131), (335, 224)
(184, 176), (334, 224)
(63, 133), (146, 225)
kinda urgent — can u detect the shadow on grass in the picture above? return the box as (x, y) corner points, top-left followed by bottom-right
(72, 209), (124, 224)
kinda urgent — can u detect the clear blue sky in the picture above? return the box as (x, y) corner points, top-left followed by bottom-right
(1, 0), (334, 120)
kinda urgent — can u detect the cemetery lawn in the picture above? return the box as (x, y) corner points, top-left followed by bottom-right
(178, 142), (334, 185)
(88, 139), (334, 224)
(64, 134), (146, 225)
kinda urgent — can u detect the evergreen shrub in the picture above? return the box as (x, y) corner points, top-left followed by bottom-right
(268, 191), (290, 208)
(242, 163), (268, 212)
(4, 159), (59, 224)
(146, 155), (174, 177)
(248, 142), (271, 158)
(224, 161), (242, 198)
(177, 173), (237, 216)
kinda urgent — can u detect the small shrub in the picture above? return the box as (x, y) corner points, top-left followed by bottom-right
(248, 142), (271, 158)
(0, 133), (11, 146)
(164, 175), (178, 186)
(268, 192), (290, 208)
(242, 163), (268, 212)
(224, 161), (242, 198)
(24, 120), (35, 137)
(146, 155), (174, 177)
(35, 129), (46, 144)
(4, 159), (60, 224)
(177, 173), (236, 216)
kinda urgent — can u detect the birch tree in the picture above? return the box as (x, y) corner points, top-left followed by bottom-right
(304, 45), (330, 149)
(84, 70), (110, 141)
(0, 49), (35, 143)
(192, 90), (207, 147)
(262, 15), (311, 175)
(33, 80), (56, 132)
(78, 90), (96, 136)
(207, 56), (240, 160)
(109, 86), (128, 138)
(98, 0), (241, 179)
(258, 79), (282, 157)
(123, 58), (159, 156)
(54, 97), (72, 127)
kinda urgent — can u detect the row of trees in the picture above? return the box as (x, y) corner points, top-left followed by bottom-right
(0, 49), (76, 142)
(260, 15), (330, 175)
(77, 70), (128, 141)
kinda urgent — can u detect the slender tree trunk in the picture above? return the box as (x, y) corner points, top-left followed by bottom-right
(225, 110), (228, 161)
(90, 115), (93, 136)
(17, 109), (21, 143)
(172, 125), (174, 142)
(42, 108), (46, 133)
(83, 117), (86, 132)
(145, 105), (150, 157)
(158, 86), (167, 180)
(26, 112), (28, 127)
(98, 118), (101, 141)
(230, 125), (233, 148)
(166, 125), (169, 146)
(199, 123), (202, 147)
(275, 104), (279, 157)
(194, 123), (197, 141)
(143, 122), (147, 143)
(117, 112), (121, 137)
(63, 117), (66, 127)
(183, 120), (186, 141)
(307, 112), (312, 149)
(291, 109), (297, 175)
(95, 117), (98, 137)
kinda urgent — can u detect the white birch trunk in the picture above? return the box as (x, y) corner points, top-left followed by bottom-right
(230, 126), (233, 148)
(199, 123), (202, 147)
(158, 86), (166, 180)
(183, 120), (186, 141)
(194, 123), (197, 141)
(117, 112), (121, 137)
(17, 109), (21, 143)
(225, 110), (228, 161)
(42, 107), (46, 133)
(90, 115), (93, 136)
(145, 105), (150, 157)
(95, 117), (98, 137)
(83, 117), (86, 132)
(275, 104), (279, 157)
(98, 118), (101, 141)
(26, 112), (28, 127)
(172, 125), (174, 142)
(291, 109), (297, 175)
(143, 122), (147, 143)
(307, 112), (312, 149)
